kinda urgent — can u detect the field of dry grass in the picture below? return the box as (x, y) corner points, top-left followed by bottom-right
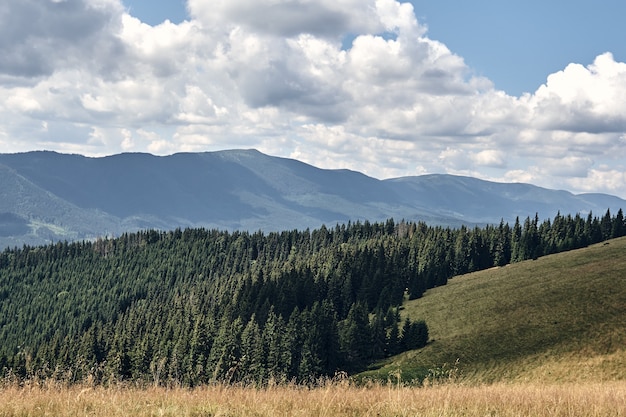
(1, 380), (625, 417)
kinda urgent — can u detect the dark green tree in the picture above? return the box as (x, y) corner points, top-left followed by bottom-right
(339, 302), (371, 368)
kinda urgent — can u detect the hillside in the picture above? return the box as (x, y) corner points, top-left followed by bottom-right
(366, 236), (626, 384)
(2, 149), (625, 248)
(1, 213), (625, 386)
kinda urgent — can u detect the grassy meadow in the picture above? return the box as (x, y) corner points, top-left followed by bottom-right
(366, 236), (626, 384)
(2, 237), (625, 416)
(1, 381), (626, 416)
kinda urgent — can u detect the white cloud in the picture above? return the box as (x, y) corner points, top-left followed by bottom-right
(438, 147), (470, 171)
(0, 0), (625, 199)
(472, 150), (506, 168)
(568, 168), (626, 196)
(528, 53), (626, 133)
(533, 156), (593, 179)
(187, 0), (384, 38)
(0, 0), (125, 79)
(503, 169), (540, 186)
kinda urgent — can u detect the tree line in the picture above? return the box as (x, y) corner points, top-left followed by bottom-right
(0, 209), (623, 385)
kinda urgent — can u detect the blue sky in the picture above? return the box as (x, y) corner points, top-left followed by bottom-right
(124, 0), (188, 26)
(2, 0), (626, 199)
(413, 0), (626, 96)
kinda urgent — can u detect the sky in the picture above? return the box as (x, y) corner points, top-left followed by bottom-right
(1, 1), (626, 199)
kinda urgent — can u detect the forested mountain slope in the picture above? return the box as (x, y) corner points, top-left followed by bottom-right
(1, 211), (624, 385)
(1, 149), (625, 248)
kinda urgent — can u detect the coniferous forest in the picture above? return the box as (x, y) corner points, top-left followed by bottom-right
(0, 209), (624, 386)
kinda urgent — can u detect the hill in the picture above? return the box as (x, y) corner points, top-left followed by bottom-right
(365, 236), (626, 384)
(1, 149), (625, 248)
(1, 213), (625, 386)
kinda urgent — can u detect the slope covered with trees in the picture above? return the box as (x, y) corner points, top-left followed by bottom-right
(0, 209), (624, 385)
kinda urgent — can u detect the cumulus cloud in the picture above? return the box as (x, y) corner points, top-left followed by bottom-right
(526, 53), (626, 133)
(187, 0), (386, 38)
(0, 0), (625, 199)
(0, 0), (126, 80)
(472, 150), (506, 168)
(567, 168), (626, 196)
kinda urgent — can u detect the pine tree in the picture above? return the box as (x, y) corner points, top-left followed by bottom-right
(285, 308), (304, 379)
(386, 318), (400, 356)
(369, 310), (387, 360)
(400, 318), (429, 351)
(339, 302), (371, 368)
(312, 300), (341, 375)
(511, 217), (522, 262)
(601, 209), (613, 240)
(209, 318), (243, 382)
(240, 315), (264, 384)
(262, 309), (289, 382)
(612, 208), (625, 238)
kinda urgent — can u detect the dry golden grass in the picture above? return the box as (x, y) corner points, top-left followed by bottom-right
(1, 381), (626, 417)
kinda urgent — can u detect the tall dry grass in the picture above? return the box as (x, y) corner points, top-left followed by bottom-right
(1, 380), (625, 416)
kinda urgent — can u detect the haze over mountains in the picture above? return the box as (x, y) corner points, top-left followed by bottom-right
(1, 149), (625, 249)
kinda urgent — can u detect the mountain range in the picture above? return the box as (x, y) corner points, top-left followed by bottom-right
(1, 149), (625, 249)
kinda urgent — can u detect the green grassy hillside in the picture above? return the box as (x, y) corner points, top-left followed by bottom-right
(364, 236), (626, 384)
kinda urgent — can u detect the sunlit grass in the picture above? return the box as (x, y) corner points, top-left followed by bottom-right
(1, 381), (625, 416)
(365, 236), (626, 384)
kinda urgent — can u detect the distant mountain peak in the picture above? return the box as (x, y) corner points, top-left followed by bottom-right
(1, 150), (624, 248)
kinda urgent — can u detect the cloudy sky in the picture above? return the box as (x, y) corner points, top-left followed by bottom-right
(1, 0), (625, 198)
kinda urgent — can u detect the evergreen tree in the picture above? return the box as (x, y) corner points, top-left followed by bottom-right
(613, 208), (625, 238)
(400, 318), (429, 350)
(209, 318), (243, 382)
(511, 217), (523, 262)
(240, 315), (264, 384)
(339, 302), (371, 368)
(262, 309), (290, 382)
(369, 310), (388, 360)
(386, 317), (401, 356)
(601, 209), (613, 240)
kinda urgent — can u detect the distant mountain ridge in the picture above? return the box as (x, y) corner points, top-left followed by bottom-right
(1, 149), (624, 248)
